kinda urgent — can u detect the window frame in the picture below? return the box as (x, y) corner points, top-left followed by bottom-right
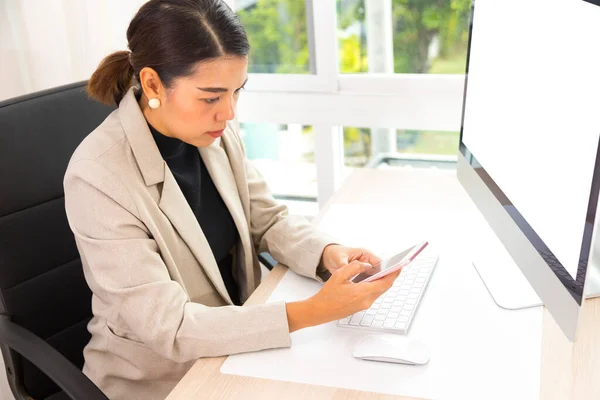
(229, 0), (467, 206)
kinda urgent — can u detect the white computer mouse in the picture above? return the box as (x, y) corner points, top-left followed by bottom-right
(352, 334), (431, 365)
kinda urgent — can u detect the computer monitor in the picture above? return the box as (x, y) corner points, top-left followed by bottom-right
(456, 0), (600, 341)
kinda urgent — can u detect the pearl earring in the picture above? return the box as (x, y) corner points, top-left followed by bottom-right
(148, 98), (161, 109)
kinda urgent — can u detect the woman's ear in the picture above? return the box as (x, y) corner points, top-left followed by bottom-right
(139, 67), (163, 100)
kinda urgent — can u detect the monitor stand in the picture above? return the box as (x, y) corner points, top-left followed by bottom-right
(472, 242), (600, 310)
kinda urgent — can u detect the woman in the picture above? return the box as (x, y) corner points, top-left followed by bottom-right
(64, 0), (400, 399)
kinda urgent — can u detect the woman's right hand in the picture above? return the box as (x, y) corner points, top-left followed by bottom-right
(286, 261), (401, 332)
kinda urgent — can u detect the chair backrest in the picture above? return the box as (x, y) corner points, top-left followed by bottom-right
(0, 82), (115, 399)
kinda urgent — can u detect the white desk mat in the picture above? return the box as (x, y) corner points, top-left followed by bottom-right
(221, 205), (543, 400)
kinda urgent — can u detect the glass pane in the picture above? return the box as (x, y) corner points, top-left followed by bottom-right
(234, 0), (312, 74)
(343, 128), (459, 173)
(337, 0), (471, 74)
(240, 122), (318, 216)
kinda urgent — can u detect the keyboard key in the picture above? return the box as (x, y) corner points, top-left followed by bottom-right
(383, 319), (396, 328)
(408, 293), (419, 299)
(398, 316), (409, 322)
(406, 298), (417, 305)
(377, 308), (388, 315)
(391, 306), (402, 313)
(400, 310), (411, 317)
(372, 320), (384, 327)
(349, 312), (365, 325)
(365, 309), (377, 315)
(360, 315), (375, 326)
(339, 317), (351, 324)
(395, 321), (408, 330)
(375, 314), (386, 321)
(388, 312), (399, 319)
(404, 304), (415, 310)
(381, 303), (392, 309)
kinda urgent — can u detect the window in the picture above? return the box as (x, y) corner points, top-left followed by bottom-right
(240, 122), (319, 217)
(234, 0), (312, 74)
(337, 0), (472, 74)
(343, 128), (459, 172)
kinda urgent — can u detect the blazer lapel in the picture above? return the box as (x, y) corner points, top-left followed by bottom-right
(199, 138), (257, 296)
(158, 169), (234, 305)
(118, 87), (233, 305)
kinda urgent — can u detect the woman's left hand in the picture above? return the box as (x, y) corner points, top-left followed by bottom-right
(320, 245), (382, 274)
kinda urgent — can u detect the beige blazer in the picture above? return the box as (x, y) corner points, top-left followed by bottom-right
(63, 87), (336, 400)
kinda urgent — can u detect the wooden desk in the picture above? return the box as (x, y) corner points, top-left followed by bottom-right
(166, 168), (599, 400)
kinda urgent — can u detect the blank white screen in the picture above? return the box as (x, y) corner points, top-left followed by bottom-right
(462, 0), (600, 278)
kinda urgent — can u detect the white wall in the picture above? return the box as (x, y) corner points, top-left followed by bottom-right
(0, 0), (145, 101)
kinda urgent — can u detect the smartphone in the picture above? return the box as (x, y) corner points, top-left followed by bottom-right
(350, 241), (429, 284)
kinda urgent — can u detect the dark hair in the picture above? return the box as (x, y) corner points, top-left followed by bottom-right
(87, 0), (250, 105)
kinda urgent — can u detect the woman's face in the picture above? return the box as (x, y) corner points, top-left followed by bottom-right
(140, 56), (248, 147)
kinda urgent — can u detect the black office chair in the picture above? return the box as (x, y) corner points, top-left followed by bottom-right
(0, 82), (114, 400)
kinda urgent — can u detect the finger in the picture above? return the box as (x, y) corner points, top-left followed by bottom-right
(336, 260), (373, 281)
(338, 253), (349, 266)
(350, 248), (382, 266)
(361, 248), (382, 265)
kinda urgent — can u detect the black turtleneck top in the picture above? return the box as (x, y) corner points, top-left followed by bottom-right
(149, 124), (241, 305)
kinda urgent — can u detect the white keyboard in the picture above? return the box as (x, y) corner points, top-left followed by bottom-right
(337, 251), (439, 334)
